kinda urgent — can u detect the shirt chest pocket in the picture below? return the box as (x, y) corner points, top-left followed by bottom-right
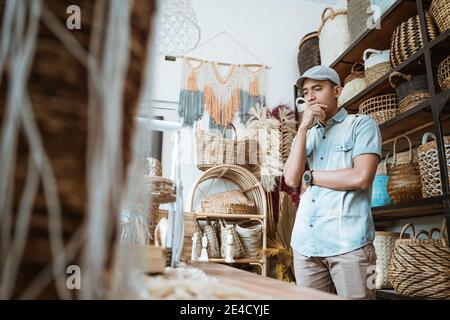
(331, 140), (354, 168)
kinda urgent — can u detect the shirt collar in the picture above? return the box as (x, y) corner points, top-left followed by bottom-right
(316, 107), (348, 129)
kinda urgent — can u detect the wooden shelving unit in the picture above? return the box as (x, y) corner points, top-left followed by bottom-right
(294, 0), (450, 300)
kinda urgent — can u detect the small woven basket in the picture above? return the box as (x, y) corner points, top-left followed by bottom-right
(438, 55), (450, 90)
(417, 132), (450, 198)
(359, 94), (398, 125)
(389, 220), (450, 299)
(200, 190), (256, 215)
(390, 12), (439, 68)
(372, 153), (392, 207)
(196, 123), (258, 171)
(389, 71), (430, 113)
(219, 220), (245, 259)
(298, 31), (321, 75)
(387, 135), (422, 203)
(366, 62), (391, 86)
(430, 0), (450, 33)
(235, 221), (263, 258)
(339, 62), (367, 106)
(374, 231), (402, 289)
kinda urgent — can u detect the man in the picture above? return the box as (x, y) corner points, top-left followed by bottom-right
(284, 65), (382, 299)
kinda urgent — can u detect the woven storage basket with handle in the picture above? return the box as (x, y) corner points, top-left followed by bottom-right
(359, 94), (398, 125)
(438, 55), (450, 90)
(430, 0), (450, 33)
(219, 220), (245, 259)
(417, 132), (450, 198)
(389, 71), (430, 114)
(374, 231), (402, 289)
(339, 62), (367, 106)
(387, 135), (422, 203)
(235, 221), (263, 258)
(196, 123), (258, 171)
(200, 190), (256, 215)
(318, 7), (351, 66)
(298, 31), (321, 75)
(389, 220), (450, 299)
(390, 12), (439, 68)
(372, 153), (392, 207)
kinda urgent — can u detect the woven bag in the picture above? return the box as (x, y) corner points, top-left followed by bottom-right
(219, 220), (245, 259)
(387, 135), (422, 203)
(374, 231), (402, 289)
(390, 12), (439, 68)
(372, 153), (392, 207)
(430, 0), (450, 33)
(200, 190), (256, 215)
(347, 0), (371, 41)
(417, 132), (450, 198)
(389, 71), (430, 114)
(202, 219), (221, 258)
(298, 31), (321, 75)
(318, 7), (352, 66)
(359, 94), (398, 125)
(195, 123), (258, 171)
(389, 220), (450, 299)
(438, 55), (450, 90)
(235, 221), (263, 258)
(339, 62), (368, 106)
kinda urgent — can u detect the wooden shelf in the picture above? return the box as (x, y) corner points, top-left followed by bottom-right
(372, 195), (449, 222)
(331, 0), (418, 81)
(193, 212), (265, 220)
(376, 289), (424, 300)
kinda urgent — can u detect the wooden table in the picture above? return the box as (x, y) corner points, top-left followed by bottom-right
(189, 262), (343, 300)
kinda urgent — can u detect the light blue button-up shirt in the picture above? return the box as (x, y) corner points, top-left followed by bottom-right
(290, 108), (382, 257)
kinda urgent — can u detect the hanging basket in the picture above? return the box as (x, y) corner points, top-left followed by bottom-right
(387, 135), (422, 203)
(389, 220), (450, 299)
(359, 94), (398, 125)
(195, 123), (258, 171)
(347, 0), (371, 41)
(373, 231), (402, 289)
(430, 0), (450, 33)
(298, 31), (321, 75)
(390, 12), (439, 68)
(339, 62), (368, 106)
(417, 132), (450, 198)
(438, 55), (450, 91)
(318, 7), (352, 66)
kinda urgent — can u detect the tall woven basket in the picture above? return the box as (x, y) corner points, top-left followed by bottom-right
(417, 132), (450, 198)
(389, 221), (450, 299)
(359, 94), (398, 125)
(298, 32), (321, 75)
(347, 0), (371, 41)
(430, 0), (450, 33)
(0, 0), (155, 298)
(373, 231), (401, 289)
(387, 135), (422, 203)
(390, 12), (439, 68)
(318, 7), (352, 66)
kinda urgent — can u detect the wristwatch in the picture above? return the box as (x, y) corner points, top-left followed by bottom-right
(303, 170), (314, 186)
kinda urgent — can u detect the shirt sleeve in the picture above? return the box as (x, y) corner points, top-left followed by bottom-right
(352, 116), (382, 161)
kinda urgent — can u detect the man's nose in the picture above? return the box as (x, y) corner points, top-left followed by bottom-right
(307, 92), (316, 103)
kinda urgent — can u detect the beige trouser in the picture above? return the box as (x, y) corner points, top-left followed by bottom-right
(293, 243), (377, 300)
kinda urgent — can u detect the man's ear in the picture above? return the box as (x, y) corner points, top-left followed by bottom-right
(334, 85), (342, 98)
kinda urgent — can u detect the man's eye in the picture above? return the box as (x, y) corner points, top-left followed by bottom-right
(315, 87), (321, 92)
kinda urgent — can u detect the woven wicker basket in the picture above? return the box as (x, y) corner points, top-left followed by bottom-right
(318, 7), (352, 66)
(347, 0), (371, 41)
(389, 220), (450, 299)
(196, 123), (258, 171)
(145, 158), (162, 177)
(203, 220), (221, 259)
(219, 220), (245, 259)
(374, 231), (402, 289)
(359, 94), (398, 125)
(430, 0), (450, 33)
(390, 12), (439, 68)
(417, 132), (450, 198)
(366, 62), (391, 86)
(200, 190), (256, 215)
(235, 221), (263, 258)
(298, 32), (321, 75)
(387, 135), (422, 203)
(339, 62), (368, 106)
(438, 55), (450, 90)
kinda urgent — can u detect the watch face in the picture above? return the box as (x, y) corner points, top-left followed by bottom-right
(304, 172), (311, 183)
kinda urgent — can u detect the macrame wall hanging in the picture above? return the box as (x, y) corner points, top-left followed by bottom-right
(173, 31), (269, 128)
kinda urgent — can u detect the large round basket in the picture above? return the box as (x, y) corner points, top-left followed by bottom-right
(389, 220), (450, 299)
